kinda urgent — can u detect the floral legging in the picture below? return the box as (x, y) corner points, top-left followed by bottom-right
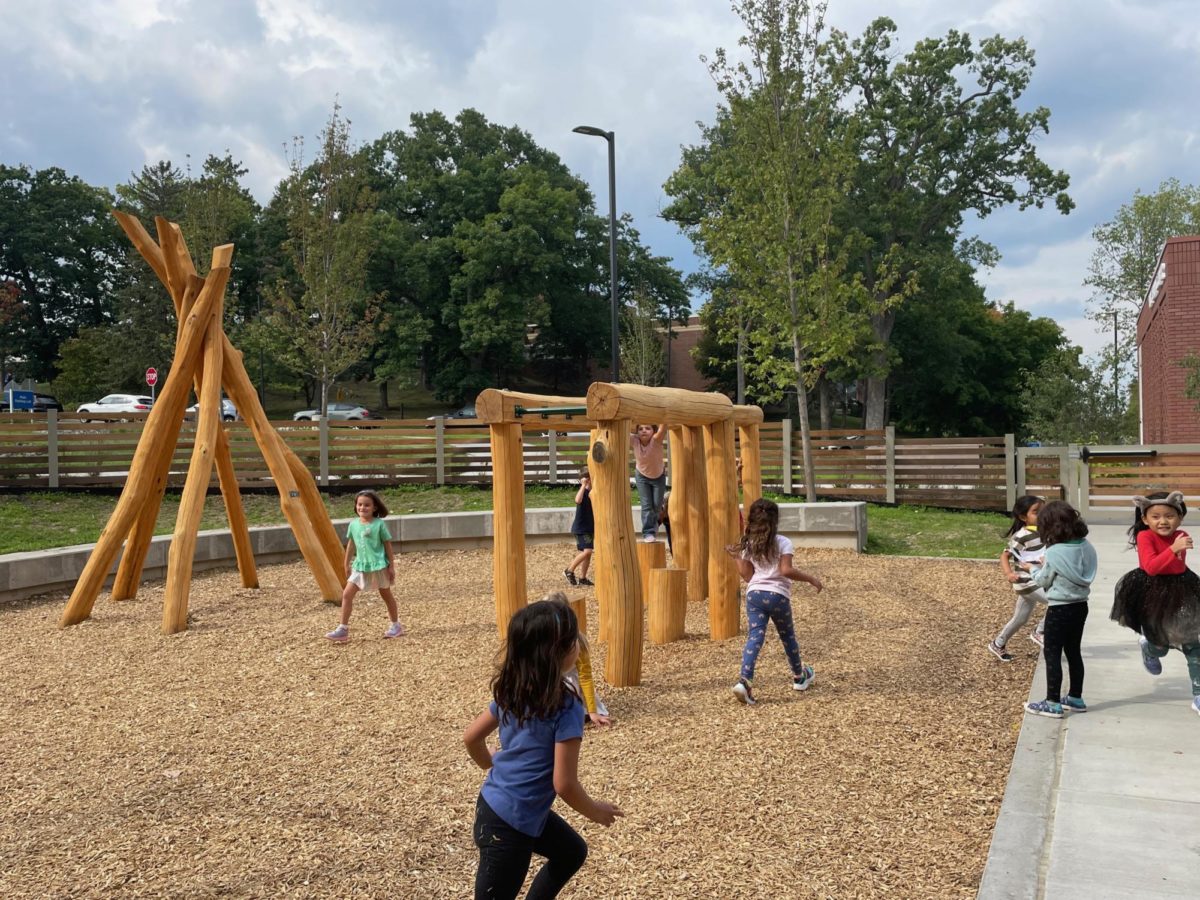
(741, 590), (805, 680)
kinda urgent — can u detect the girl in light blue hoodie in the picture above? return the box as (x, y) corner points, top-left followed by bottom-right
(1023, 501), (1098, 719)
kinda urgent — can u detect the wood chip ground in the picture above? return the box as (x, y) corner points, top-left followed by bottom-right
(0, 546), (1036, 898)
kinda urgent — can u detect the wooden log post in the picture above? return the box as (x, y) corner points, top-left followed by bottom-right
(648, 568), (687, 644)
(667, 426), (690, 572)
(704, 418), (741, 640)
(163, 295), (224, 634)
(569, 596), (588, 642)
(738, 423), (763, 513)
(683, 425), (709, 605)
(589, 419), (643, 687)
(490, 422), (527, 638)
(636, 540), (666, 612)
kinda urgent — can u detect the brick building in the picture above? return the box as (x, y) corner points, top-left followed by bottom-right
(663, 315), (711, 391)
(1137, 236), (1200, 442)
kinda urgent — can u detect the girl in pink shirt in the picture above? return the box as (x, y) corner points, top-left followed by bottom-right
(630, 423), (667, 542)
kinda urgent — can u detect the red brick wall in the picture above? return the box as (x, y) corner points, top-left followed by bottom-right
(1138, 236), (1200, 443)
(663, 317), (712, 392)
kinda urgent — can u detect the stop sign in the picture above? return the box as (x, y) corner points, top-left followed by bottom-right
(146, 367), (158, 387)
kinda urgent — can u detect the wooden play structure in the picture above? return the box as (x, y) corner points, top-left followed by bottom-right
(476, 383), (763, 686)
(59, 214), (344, 634)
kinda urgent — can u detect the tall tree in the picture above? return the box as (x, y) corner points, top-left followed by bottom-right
(1022, 348), (1135, 444)
(267, 102), (381, 415)
(619, 287), (667, 386)
(832, 18), (1073, 427)
(1085, 179), (1200, 397)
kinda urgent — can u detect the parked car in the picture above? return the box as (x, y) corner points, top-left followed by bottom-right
(427, 404), (477, 420)
(76, 394), (155, 418)
(32, 393), (62, 412)
(292, 403), (379, 421)
(185, 398), (237, 421)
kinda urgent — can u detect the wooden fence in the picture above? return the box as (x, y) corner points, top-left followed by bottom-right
(7, 412), (1191, 515)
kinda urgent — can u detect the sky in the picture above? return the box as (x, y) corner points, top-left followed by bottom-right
(3, 0), (1199, 361)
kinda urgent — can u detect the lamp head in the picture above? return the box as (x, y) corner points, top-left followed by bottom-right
(572, 125), (611, 139)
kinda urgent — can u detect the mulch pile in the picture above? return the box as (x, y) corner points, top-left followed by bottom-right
(0, 545), (1036, 898)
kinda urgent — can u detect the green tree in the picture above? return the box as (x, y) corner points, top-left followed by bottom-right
(831, 18), (1073, 428)
(1085, 179), (1200, 396)
(1022, 348), (1134, 444)
(619, 287), (667, 386)
(0, 165), (124, 380)
(267, 102), (381, 415)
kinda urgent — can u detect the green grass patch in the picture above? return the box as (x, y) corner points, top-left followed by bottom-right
(1, 486), (1010, 558)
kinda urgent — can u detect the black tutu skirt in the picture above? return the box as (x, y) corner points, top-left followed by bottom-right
(1110, 567), (1200, 649)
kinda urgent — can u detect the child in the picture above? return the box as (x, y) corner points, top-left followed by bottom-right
(1110, 491), (1200, 717)
(988, 495), (1048, 661)
(630, 423), (667, 542)
(564, 470), (594, 587)
(542, 592), (611, 726)
(325, 490), (402, 642)
(463, 599), (623, 898)
(726, 498), (823, 705)
(1023, 500), (1097, 718)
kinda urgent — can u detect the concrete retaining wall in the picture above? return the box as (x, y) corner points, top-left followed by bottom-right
(0, 502), (866, 604)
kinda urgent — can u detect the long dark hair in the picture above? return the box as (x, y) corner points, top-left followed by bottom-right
(729, 498), (779, 564)
(492, 598), (579, 727)
(1006, 495), (1043, 538)
(354, 489), (389, 518)
(1128, 490), (1187, 546)
(1037, 500), (1088, 547)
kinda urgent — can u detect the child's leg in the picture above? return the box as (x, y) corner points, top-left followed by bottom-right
(473, 797), (533, 900)
(995, 592), (1038, 647)
(765, 595), (805, 676)
(527, 810), (588, 899)
(634, 473), (657, 536)
(1041, 605), (1067, 702)
(567, 548), (588, 575)
(340, 581), (361, 626)
(1182, 642), (1200, 697)
(740, 591), (772, 680)
(577, 548), (593, 580)
(1060, 602), (1089, 699)
(379, 587), (399, 623)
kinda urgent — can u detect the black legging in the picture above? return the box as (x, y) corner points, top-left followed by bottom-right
(1043, 601), (1089, 702)
(473, 795), (587, 900)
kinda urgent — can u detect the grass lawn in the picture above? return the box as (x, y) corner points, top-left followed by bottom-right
(0, 486), (1008, 558)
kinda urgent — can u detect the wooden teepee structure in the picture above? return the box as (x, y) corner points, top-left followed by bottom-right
(59, 213), (345, 634)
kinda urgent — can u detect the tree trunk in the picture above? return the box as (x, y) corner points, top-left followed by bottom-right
(736, 324), (746, 405)
(817, 374), (831, 430)
(864, 307), (897, 429)
(378, 380), (389, 411)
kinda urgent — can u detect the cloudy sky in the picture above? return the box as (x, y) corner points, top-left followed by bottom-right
(3, 0), (1198, 360)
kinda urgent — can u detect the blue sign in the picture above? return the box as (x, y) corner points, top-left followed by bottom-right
(5, 390), (34, 411)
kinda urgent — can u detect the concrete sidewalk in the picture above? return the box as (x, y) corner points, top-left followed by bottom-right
(978, 522), (1200, 899)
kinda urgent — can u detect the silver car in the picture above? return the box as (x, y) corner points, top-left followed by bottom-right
(77, 394), (155, 418)
(292, 403), (377, 421)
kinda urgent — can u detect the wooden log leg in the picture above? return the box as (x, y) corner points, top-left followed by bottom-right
(667, 426), (691, 572)
(590, 419), (642, 687)
(214, 426), (258, 588)
(589, 426), (610, 643)
(569, 597), (588, 642)
(739, 423), (763, 512)
(490, 423), (527, 638)
(284, 449), (345, 577)
(649, 567), (687, 644)
(684, 425), (709, 605)
(705, 419), (741, 641)
(163, 305), (224, 633)
(60, 268), (228, 627)
(636, 540), (666, 614)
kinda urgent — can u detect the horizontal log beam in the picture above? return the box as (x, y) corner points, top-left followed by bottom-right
(731, 404), (764, 426)
(587, 383), (735, 427)
(476, 389), (589, 424)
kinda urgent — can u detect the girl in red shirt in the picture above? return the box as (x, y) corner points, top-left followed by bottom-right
(1110, 491), (1200, 716)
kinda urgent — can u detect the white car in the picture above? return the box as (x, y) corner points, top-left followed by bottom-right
(292, 403), (378, 421)
(186, 398), (237, 421)
(77, 394), (155, 417)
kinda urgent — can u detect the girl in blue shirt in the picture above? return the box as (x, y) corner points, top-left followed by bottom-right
(464, 598), (623, 899)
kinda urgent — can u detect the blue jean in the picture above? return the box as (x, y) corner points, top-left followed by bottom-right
(473, 795), (587, 899)
(740, 590), (804, 680)
(634, 471), (667, 537)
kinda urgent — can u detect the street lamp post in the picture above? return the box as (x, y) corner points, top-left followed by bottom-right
(573, 125), (619, 383)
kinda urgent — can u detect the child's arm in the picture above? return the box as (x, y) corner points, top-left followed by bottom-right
(575, 479), (590, 503)
(382, 539), (396, 583)
(463, 708), (500, 770)
(552, 739), (624, 826)
(653, 424), (667, 442)
(1000, 550), (1022, 583)
(1140, 530), (1193, 573)
(574, 649), (611, 726)
(779, 554), (823, 592)
(724, 546), (754, 582)
(343, 536), (355, 578)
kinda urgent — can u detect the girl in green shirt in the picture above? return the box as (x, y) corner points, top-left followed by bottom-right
(325, 490), (403, 643)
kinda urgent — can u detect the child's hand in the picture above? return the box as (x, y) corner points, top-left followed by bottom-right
(590, 801), (625, 827)
(1006, 572), (1021, 584)
(806, 574), (823, 593)
(587, 712), (612, 727)
(1172, 534), (1193, 554)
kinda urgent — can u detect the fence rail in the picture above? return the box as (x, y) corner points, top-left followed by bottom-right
(5, 412), (1196, 515)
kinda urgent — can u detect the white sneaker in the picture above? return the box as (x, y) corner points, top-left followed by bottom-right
(642, 534), (657, 543)
(325, 624), (349, 643)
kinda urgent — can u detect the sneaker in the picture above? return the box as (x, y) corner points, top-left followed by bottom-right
(987, 640), (1013, 662)
(1192, 697), (1200, 717)
(1062, 696), (1087, 713)
(643, 534), (657, 543)
(1140, 637), (1163, 676)
(1029, 630), (1045, 648)
(578, 576), (594, 586)
(732, 678), (756, 705)
(1024, 699), (1064, 719)
(384, 621), (406, 639)
(563, 569), (578, 586)
(792, 665), (815, 692)
(325, 624), (350, 643)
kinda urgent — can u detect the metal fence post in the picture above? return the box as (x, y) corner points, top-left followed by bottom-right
(782, 418), (793, 494)
(885, 425), (896, 505)
(318, 416), (329, 487)
(47, 408), (59, 488)
(435, 418), (446, 485)
(1004, 433), (1016, 512)
(548, 429), (558, 484)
